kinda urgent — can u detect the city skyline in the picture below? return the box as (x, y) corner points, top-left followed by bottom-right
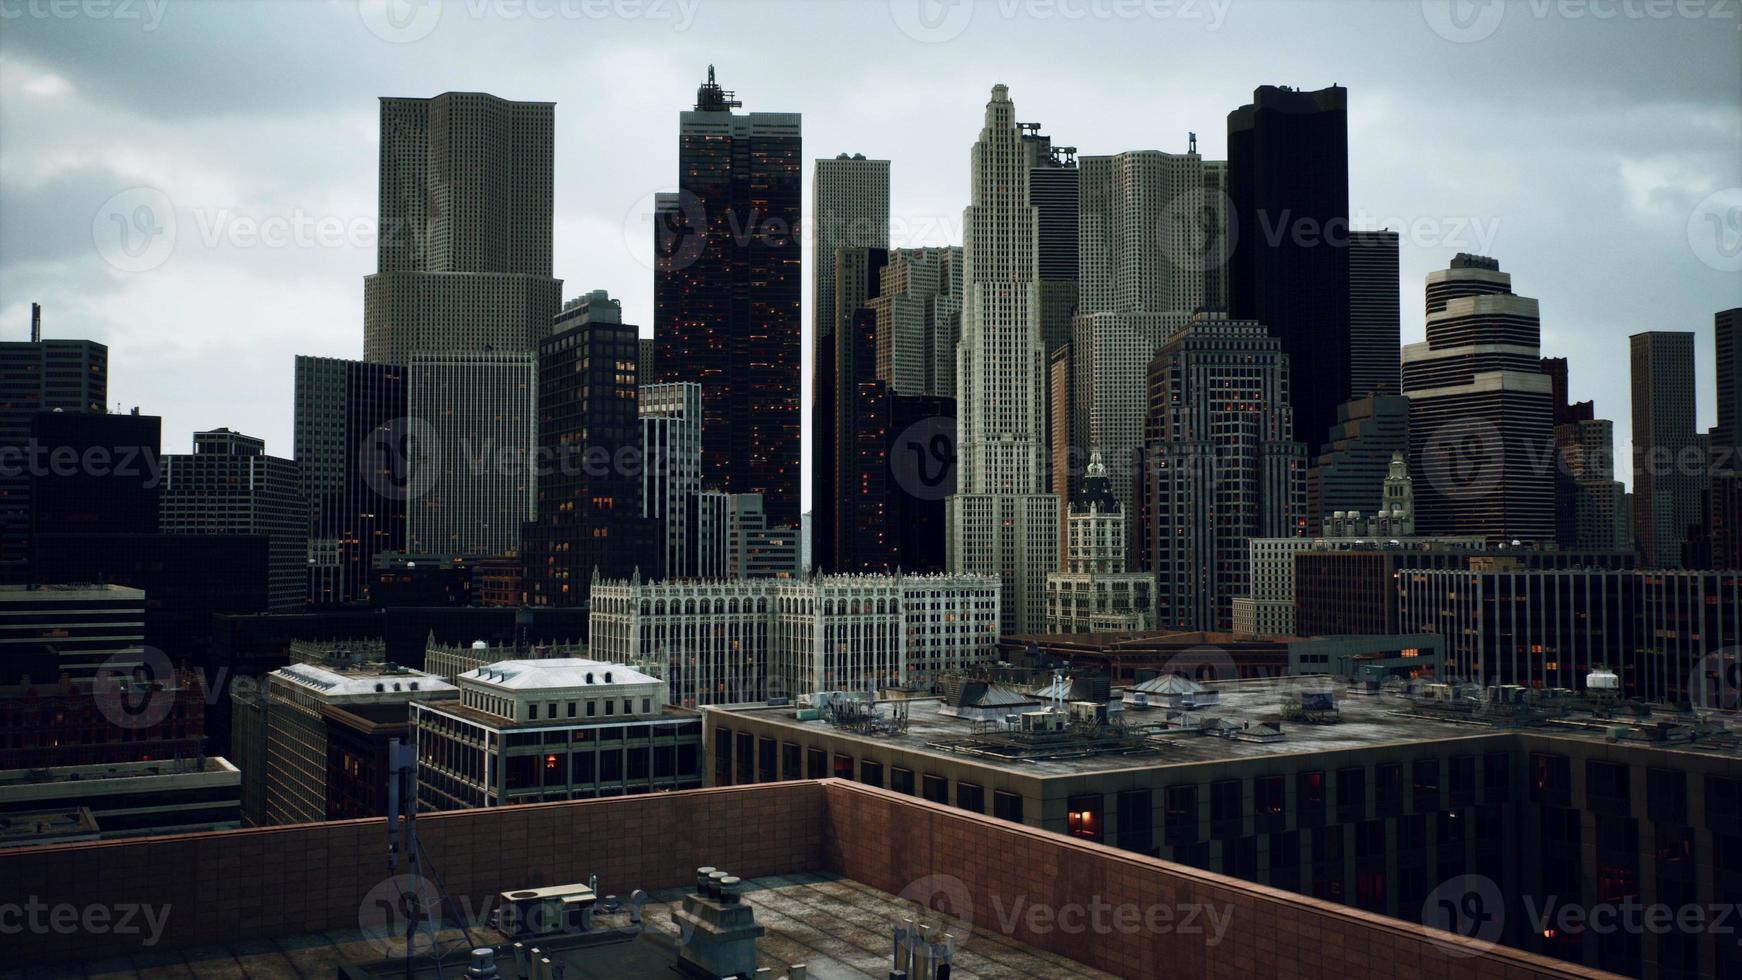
(2, 2), (1737, 502)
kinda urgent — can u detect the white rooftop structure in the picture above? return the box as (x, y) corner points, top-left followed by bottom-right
(464, 658), (662, 690)
(270, 662), (455, 702)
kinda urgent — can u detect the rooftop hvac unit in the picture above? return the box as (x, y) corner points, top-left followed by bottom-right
(1068, 700), (1108, 727)
(1019, 710), (1065, 734)
(498, 882), (597, 936)
(1587, 668), (1621, 692)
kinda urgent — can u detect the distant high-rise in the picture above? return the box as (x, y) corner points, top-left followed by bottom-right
(655, 67), (802, 530)
(405, 352), (536, 560)
(522, 316), (652, 607)
(161, 429), (306, 612)
(1630, 331), (1704, 567)
(364, 92), (562, 364)
(294, 357), (407, 606)
(869, 247), (963, 399)
(945, 85), (1061, 636)
(1348, 229), (1401, 397)
(1717, 308), (1740, 450)
(640, 383), (703, 579)
(1709, 309), (1741, 568)
(1402, 254), (1555, 542)
(1139, 317), (1306, 631)
(1022, 125), (1079, 367)
(820, 246), (888, 572)
(1307, 393), (1411, 525)
(0, 318), (107, 570)
(29, 410), (161, 541)
(1227, 84), (1351, 454)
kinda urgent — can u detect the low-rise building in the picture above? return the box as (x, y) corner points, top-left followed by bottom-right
(1044, 452), (1154, 634)
(0, 757), (239, 841)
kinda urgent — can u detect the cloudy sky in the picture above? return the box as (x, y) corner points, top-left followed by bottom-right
(2, 0), (1738, 501)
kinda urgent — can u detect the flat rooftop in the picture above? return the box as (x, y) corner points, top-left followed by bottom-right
(0, 757), (237, 789)
(718, 676), (1742, 776)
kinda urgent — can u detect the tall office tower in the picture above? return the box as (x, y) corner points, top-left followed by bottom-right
(819, 246), (889, 572)
(945, 85), (1062, 636)
(1717, 308), (1740, 449)
(687, 489), (730, 578)
(1020, 124), (1079, 363)
(1306, 393), (1411, 526)
(1402, 255), (1555, 542)
(839, 383), (956, 574)
(1348, 229), (1401, 397)
(638, 339), (655, 387)
(1049, 342), (1072, 565)
(726, 493), (796, 578)
(294, 357), (407, 607)
(522, 317), (653, 608)
(29, 410), (161, 541)
(1555, 417), (1630, 551)
(1539, 356), (1595, 426)
(563, 289), (621, 325)
(654, 67), (802, 529)
(811, 155), (890, 573)
(640, 383), (703, 579)
(0, 313), (106, 572)
(869, 247), (964, 398)
(1227, 84), (1351, 455)
(363, 93), (562, 364)
(1630, 331), (1704, 567)
(1139, 317), (1306, 631)
(1200, 159), (1231, 313)
(1072, 148), (1225, 513)
(1044, 451), (1155, 633)
(1709, 309), (1741, 568)
(161, 429), (306, 612)
(405, 352), (536, 560)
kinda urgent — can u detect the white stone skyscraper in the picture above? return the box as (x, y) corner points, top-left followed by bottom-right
(946, 84), (1061, 635)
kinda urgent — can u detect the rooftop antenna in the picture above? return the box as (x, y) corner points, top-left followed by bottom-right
(30, 303), (42, 342)
(1188, 132), (1198, 154)
(387, 738), (473, 977)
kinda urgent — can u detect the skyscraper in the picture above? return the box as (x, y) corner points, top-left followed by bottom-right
(1306, 393), (1411, 527)
(363, 92), (562, 364)
(1709, 309), (1741, 569)
(0, 310), (107, 572)
(869, 247), (963, 399)
(1139, 317), (1306, 631)
(1227, 84), (1351, 455)
(1022, 126), (1079, 367)
(1630, 331), (1705, 567)
(522, 315), (653, 607)
(640, 382), (702, 579)
(161, 429), (306, 612)
(1402, 254), (1555, 542)
(655, 67), (802, 530)
(405, 352), (536, 560)
(822, 246), (887, 572)
(294, 356), (407, 606)
(945, 85), (1061, 636)
(1348, 229), (1401, 397)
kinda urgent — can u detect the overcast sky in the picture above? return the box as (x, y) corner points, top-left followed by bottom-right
(2, 0), (1738, 502)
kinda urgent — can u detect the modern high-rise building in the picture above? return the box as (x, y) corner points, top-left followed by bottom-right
(945, 85), (1061, 636)
(1401, 254), (1555, 542)
(522, 315), (653, 608)
(821, 246), (888, 572)
(0, 312), (106, 572)
(1021, 124), (1079, 366)
(1555, 416), (1629, 551)
(160, 429), (306, 612)
(0, 583), (146, 683)
(1630, 331), (1705, 567)
(1717, 308), (1740, 449)
(1043, 451), (1155, 634)
(363, 92), (562, 364)
(869, 247), (963, 399)
(1708, 309), (1741, 569)
(1227, 84), (1351, 455)
(405, 352), (537, 560)
(1306, 393), (1411, 526)
(28, 410), (161, 542)
(1139, 316), (1307, 631)
(655, 67), (802, 530)
(726, 493), (796, 579)
(1347, 229), (1401, 397)
(294, 356), (407, 607)
(640, 382), (703, 579)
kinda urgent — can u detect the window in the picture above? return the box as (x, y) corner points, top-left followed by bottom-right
(571, 752), (595, 783)
(587, 701), (596, 717)
(1164, 784), (1198, 845)
(1412, 758), (1440, 812)
(1375, 762), (1404, 816)
(1448, 755), (1476, 807)
(1211, 780), (1243, 838)
(1647, 768), (1686, 824)
(833, 753), (854, 780)
(1530, 753), (1571, 807)
(567, 702), (577, 718)
(757, 738), (777, 783)
(806, 748), (828, 780)
(1117, 789), (1155, 854)
(1587, 760), (1630, 817)
(1066, 794), (1102, 841)
(922, 773), (948, 804)
(993, 790), (1024, 823)
(599, 750), (622, 781)
(1482, 752), (1510, 803)
(713, 727), (732, 784)
(1336, 768), (1366, 823)
(943, 780), (981, 814)
(860, 760), (883, 787)
(891, 768), (915, 795)
(734, 732), (753, 785)
(528, 703), (538, 720)
(1297, 771), (1325, 827)
(781, 742), (801, 781)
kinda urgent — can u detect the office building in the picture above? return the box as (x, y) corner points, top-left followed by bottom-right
(945, 85), (1061, 636)
(639, 382), (703, 579)
(258, 661), (457, 825)
(1021, 123), (1079, 366)
(1231, 538), (1316, 636)
(363, 92), (561, 364)
(0, 315), (106, 570)
(0, 583), (146, 683)
(870, 246), (963, 399)
(686, 490), (730, 579)
(1044, 452), (1155, 633)
(821, 246), (888, 572)
(405, 351), (537, 560)
(523, 315), (652, 607)
(0, 757), (239, 842)
(726, 493), (796, 579)
(1630, 331), (1705, 567)
(1227, 84), (1351, 454)
(160, 429), (306, 612)
(588, 573), (1000, 706)
(1347, 229), (1401, 398)
(294, 357), (408, 607)
(27, 410), (161, 542)
(655, 68), (802, 529)
(1306, 393), (1410, 525)
(1402, 255), (1555, 541)
(410, 658), (702, 810)
(1139, 316), (1307, 631)
(0, 665), (207, 771)
(1709, 309), (1742, 568)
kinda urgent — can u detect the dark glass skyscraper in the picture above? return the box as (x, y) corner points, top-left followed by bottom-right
(655, 67), (802, 530)
(1227, 84), (1350, 454)
(0, 312), (107, 572)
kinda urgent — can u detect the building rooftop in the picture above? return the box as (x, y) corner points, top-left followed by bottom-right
(0, 756), (236, 790)
(0, 583), (146, 601)
(273, 661), (456, 700)
(0, 806), (99, 848)
(462, 658), (661, 691)
(718, 676), (1742, 777)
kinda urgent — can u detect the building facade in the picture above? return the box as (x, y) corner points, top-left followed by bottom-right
(161, 429), (306, 611)
(1347, 229), (1401, 398)
(1044, 452), (1155, 633)
(1630, 331), (1705, 567)
(405, 351), (537, 560)
(640, 382), (703, 579)
(0, 325), (106, 571)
